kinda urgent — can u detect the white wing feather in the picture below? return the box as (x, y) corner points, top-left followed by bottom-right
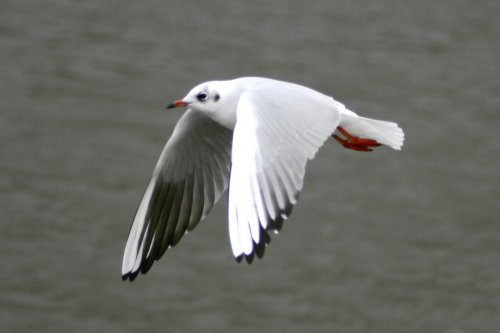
(228, 81), (342, 261)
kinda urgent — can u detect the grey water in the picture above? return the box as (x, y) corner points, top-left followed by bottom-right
(1, 0), (499, 332)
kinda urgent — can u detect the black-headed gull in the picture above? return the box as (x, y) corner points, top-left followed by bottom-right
(122, 77), (404, 280)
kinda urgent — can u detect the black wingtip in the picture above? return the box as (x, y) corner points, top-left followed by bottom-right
(244, 252), (255, 264)
(140, 262), (154, 275)
(122, 270), (140, 282)
(233, 228), (274, 264)
(255, 229), (271, 259)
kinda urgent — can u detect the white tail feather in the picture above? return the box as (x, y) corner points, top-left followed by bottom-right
(339, 113), (405, 150)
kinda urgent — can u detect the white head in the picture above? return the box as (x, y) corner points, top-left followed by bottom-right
(166, 80), (243, 128)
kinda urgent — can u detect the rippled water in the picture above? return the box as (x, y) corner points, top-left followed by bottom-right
(1, 0), (499, 332)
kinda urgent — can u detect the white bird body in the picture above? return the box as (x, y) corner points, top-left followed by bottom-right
(122, 77), (404, 280)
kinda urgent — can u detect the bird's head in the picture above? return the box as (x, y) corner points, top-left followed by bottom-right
(166, 80), (245, 129)
(166, 82), (223, 114)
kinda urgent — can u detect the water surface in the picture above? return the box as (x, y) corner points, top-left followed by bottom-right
(1, 0), (499, 332)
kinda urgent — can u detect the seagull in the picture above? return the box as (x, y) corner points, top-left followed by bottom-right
(122, 77), (404, 280)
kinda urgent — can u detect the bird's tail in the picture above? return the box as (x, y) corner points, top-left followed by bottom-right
(339, 113), (405, 150)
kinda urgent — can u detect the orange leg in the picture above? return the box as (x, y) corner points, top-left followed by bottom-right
(332, 126), (382, 152)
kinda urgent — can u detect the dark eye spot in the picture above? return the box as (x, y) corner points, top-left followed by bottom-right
(197, 92), (208, 101)
(214, 94), (220, 102)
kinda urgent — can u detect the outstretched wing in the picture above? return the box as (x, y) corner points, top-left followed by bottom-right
(122, 109), (233, 280)
(228, 81), (342, 262)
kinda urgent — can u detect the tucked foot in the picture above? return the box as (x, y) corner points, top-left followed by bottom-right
(332, 126), (382, 152)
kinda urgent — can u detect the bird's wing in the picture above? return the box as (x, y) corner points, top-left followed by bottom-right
(228, 83), (342, 262)
(122, 109), (233, 280)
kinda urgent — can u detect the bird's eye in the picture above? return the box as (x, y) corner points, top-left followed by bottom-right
(196, 92), (208, 101)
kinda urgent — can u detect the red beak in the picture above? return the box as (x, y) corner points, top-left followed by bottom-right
(166, 99), (188, 109)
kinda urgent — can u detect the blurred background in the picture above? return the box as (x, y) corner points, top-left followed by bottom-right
(1, 0), (499, 332)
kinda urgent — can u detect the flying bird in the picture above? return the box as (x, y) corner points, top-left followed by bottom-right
(122, 77), (404, 281)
